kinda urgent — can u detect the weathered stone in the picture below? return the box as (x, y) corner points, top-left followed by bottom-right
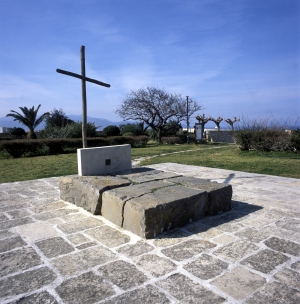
(213, 234), (237, 244)
(156, 273), (225, 303)
(0, 236), (26, 253)
(213, 240), (259, 262)
(185, 221), (222, 239)
(235, 227), (270, 243)
(66, 233), (90, 245)
(168, 176), (232, 215)
(0, 230), (15, 240)
(275, 218), (300, 232)
(98, 260), (148, 290)
(56, 271), (115, 303)
(6, 209), (31, 219)
(0, 267), (57, 298)
(264, 236), (300, 256)
(76, 241), (97, 250)
(60, 175), (131, 214)
(153, 228), (191, 247)
(52, 246), (116, 276)
(291, 261), (300, 272)
(101, 180), (174, 227)
(245, 282), (300, 303)
(32, 200), (68, 213)
(241, 249), (289, 273)
(123, 185), (207, 238)
(13, 222), (62, 242)
(0, 217), (34, 230)
(33, 208), (79, 220)
(134, 254), (177, 277)
(0, 213), (9, 221)
(35, 237), (75, 258)
(184, 254), (229, 280)
(211, 266), (266, 300)
(102, 285), (170, 304)
(57, 217), (103, 234)
(274, 268), (300, 290)
(161, 239), (216, 261)
(0, 248), (42, 277)
(117, 241), (154, 257)
(58, 213), (88, 222)
(12, 291), (58, 304)
(84, 225), (130, 248)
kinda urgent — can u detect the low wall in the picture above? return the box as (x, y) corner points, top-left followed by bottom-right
(205, 130), (235, 143)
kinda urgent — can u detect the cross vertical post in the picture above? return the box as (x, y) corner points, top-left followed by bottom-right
(81, 46), (88, 148)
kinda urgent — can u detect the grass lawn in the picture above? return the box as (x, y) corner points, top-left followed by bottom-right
(0, 143), (299, 183)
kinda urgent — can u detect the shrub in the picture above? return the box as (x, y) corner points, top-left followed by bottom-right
(234, 131), (253, 151)
(119, 123), (144, 136)
(161, 137), (181, 144)
(103, 125), (120, 136)
(291, 129), (300, 152)
(122, 132), (135, 137)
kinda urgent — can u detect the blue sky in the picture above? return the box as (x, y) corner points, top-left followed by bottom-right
(0, 0), (299, 127)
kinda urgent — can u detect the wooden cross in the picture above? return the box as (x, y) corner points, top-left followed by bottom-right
(56, 45), (110, 148)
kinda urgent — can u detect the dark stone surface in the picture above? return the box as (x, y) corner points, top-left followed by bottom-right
(241, 249), (289, 273)
(98, 260), (148, 290)
(35, 237), (75, 258)
(56, 271), (115, 303)
(0, 248), (43, 277)
(245, 281), (300, 304)
(161, 239), (216, 261)
(84, 225), (130, 248)
(0, 217), (34, 230)
(184, 254), (229, 280)
(102, 285), (170, 304)
(59, 175), (131, 214)
(157, 273), (225, 303)
(0, 267), (57, 298)
(168, 176), (232, 215)
(274, 268), (300, 290)
(0, 236), (26, 253)
(264, 236), (300, 256)
(12, 291), (58, 304)
(123, 185), (207, 238)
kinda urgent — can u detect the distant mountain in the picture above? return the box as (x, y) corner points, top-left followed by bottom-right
(0, 115), (127, 131)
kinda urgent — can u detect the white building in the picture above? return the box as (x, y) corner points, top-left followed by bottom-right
(0, 127), (12, 133)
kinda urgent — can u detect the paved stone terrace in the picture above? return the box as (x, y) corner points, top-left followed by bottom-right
(0, 163), (299, 303)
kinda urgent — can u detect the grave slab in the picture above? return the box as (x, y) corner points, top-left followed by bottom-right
(60, 175), (130, 214)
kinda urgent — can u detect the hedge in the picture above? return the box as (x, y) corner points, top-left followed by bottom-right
(0, 136), (149, 158)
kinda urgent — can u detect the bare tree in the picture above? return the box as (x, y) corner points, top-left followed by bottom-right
(116, 87), (202, 143)
(195, 113), (212, 138)
(225, 117), (240, 131)
(211, 116), (223, 130)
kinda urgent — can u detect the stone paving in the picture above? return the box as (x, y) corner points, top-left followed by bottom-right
(0, 163), (299, 303)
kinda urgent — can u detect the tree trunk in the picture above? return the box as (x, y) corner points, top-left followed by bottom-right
(156, 128), (162, 144)
(27, 130), (37, 139)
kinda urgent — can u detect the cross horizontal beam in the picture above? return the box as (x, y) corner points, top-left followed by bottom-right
(56, 68), (111, 88)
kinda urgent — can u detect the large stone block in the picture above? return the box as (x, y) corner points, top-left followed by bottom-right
(102, 180), (175, 227)
(77, 144), (131, 176)
(59, 175), (131, 214)
(122, 185), (208, 238)
(167, 176), (232, 215)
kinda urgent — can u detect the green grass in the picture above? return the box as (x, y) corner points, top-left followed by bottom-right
(0, 143), (299, 183)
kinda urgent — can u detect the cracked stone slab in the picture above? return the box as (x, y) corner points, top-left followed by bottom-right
(98, 260), (148, 290)
(123, 185), (207, 238)
(245, 281), (300, 303)
(184, 253), (229, 280)
(213, 240), (259, 262)
(84, 225), (130, 248)
(241, 249), (289, 273)
(117, 241), (154, 257)
(12, 222), (62, 242)
(161, 239), (216, 261)
(76, 241), (97, 250)
(134, 254), (177, 277)
(0, 217), (34, 230)
(211, 266), (266, 300)
(60, 175), (131, 214)
(156, 273), (225, 303)
(56, 271), (115, 304)
(57, 217), (103, 234)
(168, 176), (232, 215)
(102, 285), (170, 304)
(11, 291), (58, 303)
(102, 180), (175, 227)
(274, 268), (300, 290)
(0, 267), (57, 298)
(35, 236), (75, 258)
(0, 248), (42, 277)
(52, 246), (116, 276)
(0, 236), (26, 253)
(264, 236), (300, 256)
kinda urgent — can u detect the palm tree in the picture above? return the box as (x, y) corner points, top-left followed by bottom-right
(6, 105), (50, 139)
